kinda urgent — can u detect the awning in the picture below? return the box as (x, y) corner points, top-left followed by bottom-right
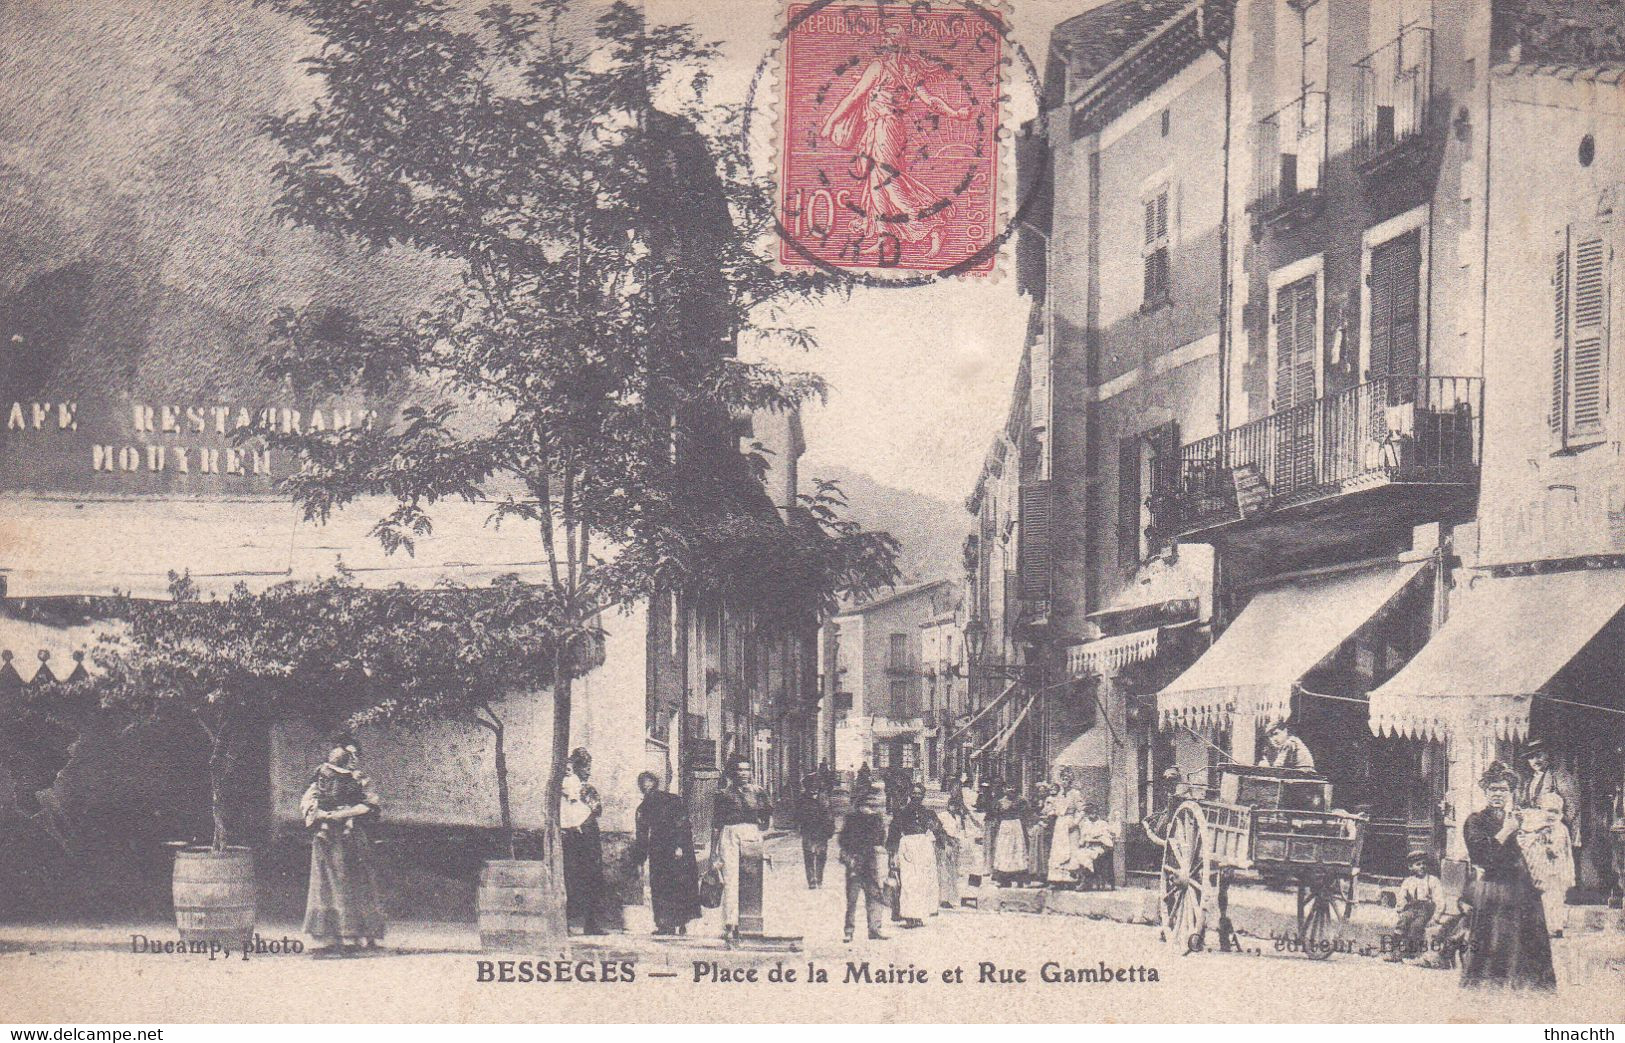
(1158, 559), (1430, 727)
(1369, 567), (1625, 741)
(1067, 627), (1162, 678)
(945, 680), (1019, 744)
(0, 616), (114, 683)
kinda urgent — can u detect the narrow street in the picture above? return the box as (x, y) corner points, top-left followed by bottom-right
(0, 833), (1601, 1023)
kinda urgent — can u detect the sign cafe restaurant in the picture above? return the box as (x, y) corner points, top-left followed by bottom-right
(0, 394), (662, 917)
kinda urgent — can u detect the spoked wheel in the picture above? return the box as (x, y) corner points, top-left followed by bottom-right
(1295, 873), (1349, 960)
(1159, 803), (1208, 953)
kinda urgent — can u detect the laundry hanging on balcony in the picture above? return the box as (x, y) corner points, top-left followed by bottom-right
(1157, 559), (1430, 728)
(1369, 567), (1625, 741)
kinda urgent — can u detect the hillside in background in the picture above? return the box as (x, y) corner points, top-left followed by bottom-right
(808, 463), (970, 594)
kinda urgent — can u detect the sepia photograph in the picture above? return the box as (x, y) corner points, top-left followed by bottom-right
(0, 0), (1622, 1028)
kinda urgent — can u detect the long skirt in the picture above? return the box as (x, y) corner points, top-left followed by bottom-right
(1461, 878), (1556, 990)
(303, 827), (386, 944)
(1047, 820), (1079, 883)
(936, 836), (961, 907)
(648, 846), (701, 930)
(896, 833), (939, 920)
(992, 819), (1028, 874)
(562, 826), (605, 929)
(1028, 819), (1052, 879)
(717, 822), (761, 929)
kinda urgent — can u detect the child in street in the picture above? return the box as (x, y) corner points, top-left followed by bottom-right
(1388, 852), (1443, 962)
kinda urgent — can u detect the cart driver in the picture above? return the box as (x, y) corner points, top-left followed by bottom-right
(1259, 721), (1316, 772)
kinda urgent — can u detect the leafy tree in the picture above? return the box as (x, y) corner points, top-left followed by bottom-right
(252, 0), (898, 911)
(88, 574), (368, 852)
(86, 572), (588, 858)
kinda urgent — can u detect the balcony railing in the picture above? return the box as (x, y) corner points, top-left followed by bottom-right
(1353, 24), (1433, 166)
(1251, 91), (1328, 214)
(1160, 376), (1482, 535)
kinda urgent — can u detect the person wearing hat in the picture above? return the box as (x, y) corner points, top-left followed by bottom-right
(838, 786), (890, 942)
(1461, 761), (1556, 990)
(1388, 851), (1444, 962)
(709, 754), (771, 948)
(1521, 738), (1581, 888)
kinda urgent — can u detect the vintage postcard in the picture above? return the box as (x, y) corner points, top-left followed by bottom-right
(1, 0), (1624, 1029)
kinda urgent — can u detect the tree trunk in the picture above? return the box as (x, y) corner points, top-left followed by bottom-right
(483, 711), (516, 860)
(208, 731), (230, 853)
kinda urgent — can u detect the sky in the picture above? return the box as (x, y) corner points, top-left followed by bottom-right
(654, 0), (1086, 504)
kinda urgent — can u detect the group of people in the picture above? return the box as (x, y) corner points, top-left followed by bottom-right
(1381, 741), (1577, 993)
(949, 774), (1118, 891)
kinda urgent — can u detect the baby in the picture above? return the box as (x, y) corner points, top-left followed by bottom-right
(1517, 791), (1574, 935)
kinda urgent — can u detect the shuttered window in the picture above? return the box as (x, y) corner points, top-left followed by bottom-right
(1552, 219), (1613, 449)
(1017, 481), (1052, 599)
(1368, 230), (1422, 402)
(1143, 188), (1171, 306)
(1118, 436), (1142, 568)
(1273, 274), (1319, 410)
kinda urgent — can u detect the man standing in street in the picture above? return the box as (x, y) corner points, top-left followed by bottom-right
(840, 787), (890, 943)
(1522, 739), (1581, 885)
(560, 747), (606, 936)
(795, 773), (835, 889)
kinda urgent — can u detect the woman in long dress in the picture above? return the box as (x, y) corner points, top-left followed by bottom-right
(991, 786), (1029, 887)
(631, 772), (700, 936)
(1461, 762), (1556, 991)
(1028, 783), (1056, 884)
(888, 783), (943, 926)
(301, 738), (386, 957)
(1047, 784), (1082, 886)
(1517, 790), (1575, 938)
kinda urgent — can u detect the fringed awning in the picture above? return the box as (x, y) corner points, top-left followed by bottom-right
(0, 617), (110, 685)
(1159, 559), (1430, 728)
(1067, 627), (1161, 678)
(1368, 567), (1625, 740)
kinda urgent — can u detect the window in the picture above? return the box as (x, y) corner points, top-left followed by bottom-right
(1552, 218), (1614, 449)
(1272, 274), (1320, 410)
(1143, 188), (1171, 306)
(890, 678), (911, 717)
(1118, 435), (1142, 568)
(1119, 422), (1180, 568)
(1368, 230), (1422, 397)
(888, 632), (909, 670)
(1160, 108), (1170, 137)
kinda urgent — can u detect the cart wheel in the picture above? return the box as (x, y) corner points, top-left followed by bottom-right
(1296, 876), (1341, 960)
(1159, 802), (1208, 953)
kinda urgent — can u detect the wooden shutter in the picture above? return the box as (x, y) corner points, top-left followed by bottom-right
(1118, 436), (1142, 567)
(1553, 219), (1614, 446)
(1369, 231), (1422, 400)
(1017, 480), (1052, 599)
(1143, 190), (1170, 303)
(1569, 222), (1611, 440)
(1551, 231), (1568, 437)
(1274, 275), (1318, 409)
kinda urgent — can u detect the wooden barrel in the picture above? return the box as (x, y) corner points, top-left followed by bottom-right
(172, 846), (256, 946)
(477, 859), (567, 951)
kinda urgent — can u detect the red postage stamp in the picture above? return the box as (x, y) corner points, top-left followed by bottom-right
(777, 2), (1005, 277)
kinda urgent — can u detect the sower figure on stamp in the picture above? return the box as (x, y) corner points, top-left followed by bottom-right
(819, 23), (971, 259)
(709, 755), (771, 949)
(301, 736), (386, 958)
(840, 786), (890, 943)
(561, 747), (606, 936)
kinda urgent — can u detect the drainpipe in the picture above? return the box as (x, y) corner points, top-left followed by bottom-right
(1208, 0), (1238, 450)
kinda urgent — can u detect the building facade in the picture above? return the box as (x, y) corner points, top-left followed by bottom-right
(825, 580), (957, 784)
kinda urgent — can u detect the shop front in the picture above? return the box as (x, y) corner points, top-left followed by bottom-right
(1370, 565), (1625, 903)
